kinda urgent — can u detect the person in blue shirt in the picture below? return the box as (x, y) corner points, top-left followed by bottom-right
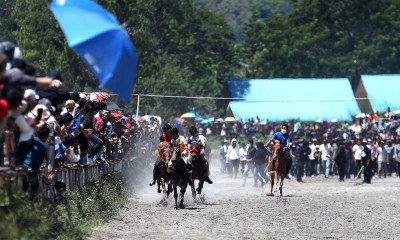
(264, 124), (292, 179)
(22, 125), (49, 199)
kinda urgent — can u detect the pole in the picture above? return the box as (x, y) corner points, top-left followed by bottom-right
(48, 123), (55, 173)
(135, 95), (140, 122)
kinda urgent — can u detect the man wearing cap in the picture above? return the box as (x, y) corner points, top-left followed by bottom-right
(226, 138), (241, 178)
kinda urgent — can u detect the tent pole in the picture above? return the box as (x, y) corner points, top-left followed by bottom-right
(135, 95), (140, 122)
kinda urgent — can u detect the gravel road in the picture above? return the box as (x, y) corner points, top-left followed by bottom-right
(89, 159), (400, 240)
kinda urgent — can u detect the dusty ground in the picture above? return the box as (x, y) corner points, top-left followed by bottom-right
(89, 158), (400, 240)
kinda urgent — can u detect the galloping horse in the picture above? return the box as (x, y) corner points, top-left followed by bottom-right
(156, 142), (172, 204)
(167, 146), (189, 209)
(188, 141), (209, 201)
(268, 140), (286, 196)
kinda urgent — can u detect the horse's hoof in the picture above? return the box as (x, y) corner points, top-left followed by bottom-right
(157, 189), (161, 193)
(179, 203), (185, 209)
(196, 188), (201, 195)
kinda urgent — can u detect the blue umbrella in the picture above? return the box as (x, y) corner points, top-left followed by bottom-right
(50, 0), (138, 103)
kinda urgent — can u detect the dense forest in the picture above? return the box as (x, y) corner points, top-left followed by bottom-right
(1, 0), (400, 117)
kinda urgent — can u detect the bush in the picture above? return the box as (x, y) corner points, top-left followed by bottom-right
(0, 173), (128, 240)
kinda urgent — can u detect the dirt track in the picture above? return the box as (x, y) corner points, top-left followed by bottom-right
(89, 159), (400, 240)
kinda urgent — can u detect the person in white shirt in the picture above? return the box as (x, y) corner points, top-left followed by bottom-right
(319, 139), (332, 178)
(239, 142), (248, 173)
(308, 138), (319, 177)
(376, 141), (387, 178)
(352, 139), (364, 178)
(226, 138), (241, 178)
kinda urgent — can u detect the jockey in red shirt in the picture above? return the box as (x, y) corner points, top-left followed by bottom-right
(149, 123), (172, 187)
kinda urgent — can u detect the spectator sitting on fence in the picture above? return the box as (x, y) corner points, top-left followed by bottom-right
(22, 124), (50, 199)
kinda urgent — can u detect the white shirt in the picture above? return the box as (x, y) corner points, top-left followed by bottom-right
(352, 144), (364, 160)
(320, 143), (332, 160)
(377, 146), (386, 162)
(239, 147), (247, 161)
(226, 145), (240, 160)
(309, 144), (318, 160)
(189, 134), (207, 146)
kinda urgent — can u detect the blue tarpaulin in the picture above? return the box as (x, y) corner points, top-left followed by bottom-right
(361, 74), (400, 112)
(227, 79), (360, 122)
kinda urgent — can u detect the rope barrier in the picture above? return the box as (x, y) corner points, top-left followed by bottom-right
(80, 92), (400, 101)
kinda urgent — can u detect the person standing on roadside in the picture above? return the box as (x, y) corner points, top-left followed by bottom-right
(226, 138), (240, 178)
(333, 137), (346, 182)
(361, 138), (372, 183)
(320, 139), (332, 178)
(308, 138), (318, 177)
(219, 140), (229, 173)
(240, 139), (257, 187)
(352, 139), (364, 178)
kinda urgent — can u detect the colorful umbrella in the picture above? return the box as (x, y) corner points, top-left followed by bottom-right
(355, 113), (367, 118)
(86, 92), (110, 102)
(106, 101), (124, 111)
(225, 116), (236, 122)
(50, 0), (138, 103)
(111, 112), (123, 121)
(181, 112), (196, 118)
(173, 117), (184, 125)
(200, 119), (210, 125)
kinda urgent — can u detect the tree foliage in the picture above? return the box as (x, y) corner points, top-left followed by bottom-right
(3, 0), (400, 119)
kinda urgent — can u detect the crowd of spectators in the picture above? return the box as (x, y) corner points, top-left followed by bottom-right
(214, 114), (400, 186)
(0, 42), (154, 200)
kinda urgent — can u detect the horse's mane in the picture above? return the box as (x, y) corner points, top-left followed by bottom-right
(158, 142), (171, 155)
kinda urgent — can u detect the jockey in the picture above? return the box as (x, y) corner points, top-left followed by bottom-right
(264, 123), (292, 179)
(188, 126), (213, 184)
(149, 123), (172, 186)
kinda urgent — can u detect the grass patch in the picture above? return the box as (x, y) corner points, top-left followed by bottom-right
(0, 172), (129, 240)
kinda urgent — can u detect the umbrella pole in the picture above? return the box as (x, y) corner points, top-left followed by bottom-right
(135, 95), (140, 123)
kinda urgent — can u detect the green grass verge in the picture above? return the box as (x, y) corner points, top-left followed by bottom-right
(0, 173), (129, 240)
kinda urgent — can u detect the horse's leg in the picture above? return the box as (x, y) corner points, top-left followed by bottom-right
(279, 175), (284, 197)
(273, 171), (279, 192)
(173, 182), (179, 209)
(179, 180), (186, 209)
(157, 177), (161, 194)
(267, 172), (274, 196)
(197, 180), (204, 195)
(191, 178), (196, 201)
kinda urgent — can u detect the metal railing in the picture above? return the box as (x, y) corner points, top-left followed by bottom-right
(0, 125), (128, 203)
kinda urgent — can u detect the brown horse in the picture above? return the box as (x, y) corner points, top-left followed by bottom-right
(156, 142), (172, 204)
(268, 140), (286, 196)
(188, 141), (210, 202)
(168, 146), (188, 209)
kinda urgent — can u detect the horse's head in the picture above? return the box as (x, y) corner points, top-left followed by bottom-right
(159, 142), (172, 163)
(272, 140), (284, 156)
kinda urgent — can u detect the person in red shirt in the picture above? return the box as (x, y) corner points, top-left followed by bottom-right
(149, 123), (172, 186)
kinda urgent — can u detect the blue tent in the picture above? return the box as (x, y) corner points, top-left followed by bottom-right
(227, 78), (360, 122)
(361, 74), (400, 112)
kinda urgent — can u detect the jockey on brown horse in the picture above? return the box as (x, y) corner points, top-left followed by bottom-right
(149, 123), (172, 187)
(187, 126), (213, 186)
(264, 124), (292, 179)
